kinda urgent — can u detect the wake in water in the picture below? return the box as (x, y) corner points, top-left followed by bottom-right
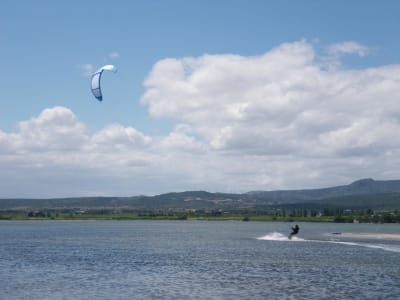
(323, 240), (400, 253)
(257, 232), (304, 241)
(257, 232), (400, 253)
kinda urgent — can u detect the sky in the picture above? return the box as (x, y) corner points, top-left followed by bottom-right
(1, 0), (400, 197)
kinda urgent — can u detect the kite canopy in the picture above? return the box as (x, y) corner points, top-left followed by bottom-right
(91, 65), (118, 101)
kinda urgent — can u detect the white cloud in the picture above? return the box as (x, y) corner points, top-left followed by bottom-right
(17, 107), (88, 151)
(328, 41), (369, 57)
(109, 52), (120, 59)
(159, 125), (205, 152)
(320, 41), (370, 70)
(141, 40), (400, 158)
(79, 64), (94, 76)
(91, 124), (152, 151)
(2, 40), (400, 197)
(139, 40), (400, 190)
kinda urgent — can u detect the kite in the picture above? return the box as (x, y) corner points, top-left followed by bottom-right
(90, 65), (117, 101)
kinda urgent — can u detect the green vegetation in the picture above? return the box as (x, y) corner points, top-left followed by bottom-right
(1, 208), (399, 223)
(1, 179), (400, 223)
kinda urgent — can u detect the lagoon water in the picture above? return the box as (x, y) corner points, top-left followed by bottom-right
(1, 221), (399, 299)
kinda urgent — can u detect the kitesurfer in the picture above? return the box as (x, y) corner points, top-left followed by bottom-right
(288, 224), (299, 240)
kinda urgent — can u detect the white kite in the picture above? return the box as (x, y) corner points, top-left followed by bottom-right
(90, 65), (117, 101)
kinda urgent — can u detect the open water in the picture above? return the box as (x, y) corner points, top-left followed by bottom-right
(0, 221), (399, 299)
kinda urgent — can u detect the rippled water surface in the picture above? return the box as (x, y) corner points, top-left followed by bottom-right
(1, 221), (399, 299)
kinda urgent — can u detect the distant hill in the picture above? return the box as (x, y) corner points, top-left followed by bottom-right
(247, 178), (400, 203)
(1, 178), (400, 211)
(279, 193), (400, 210)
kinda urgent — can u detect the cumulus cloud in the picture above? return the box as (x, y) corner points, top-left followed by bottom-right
(0, 107), (211, 196)
(1, 40), (400, 197)
(159, 126), (205, 152)
(91, 124), (152, 151)
(139, 40), (400, 189)
(141, 41), (400, 156)
(18, 107), (88, 151)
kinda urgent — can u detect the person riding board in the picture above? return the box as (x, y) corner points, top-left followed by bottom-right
(288, 224), (299, 239)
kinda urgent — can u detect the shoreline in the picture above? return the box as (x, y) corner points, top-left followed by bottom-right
(1, 216), (399, 224)
(339, 233), (400, 240)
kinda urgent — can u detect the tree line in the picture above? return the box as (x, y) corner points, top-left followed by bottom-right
(0, 207), (399, 223)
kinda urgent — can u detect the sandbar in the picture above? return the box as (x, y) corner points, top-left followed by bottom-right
(339, 233), (400, 240)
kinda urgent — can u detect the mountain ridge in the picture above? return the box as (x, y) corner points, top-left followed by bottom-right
(1, 178), (400, 210)
(246, 178), (400, 203)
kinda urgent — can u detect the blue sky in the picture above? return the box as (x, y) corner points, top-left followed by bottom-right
(1, 1), (400, 197)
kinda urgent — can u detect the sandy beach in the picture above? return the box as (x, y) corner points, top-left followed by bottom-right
(339, 233), (400, 240)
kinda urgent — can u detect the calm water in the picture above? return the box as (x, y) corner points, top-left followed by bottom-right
(0, 221), (399, 299)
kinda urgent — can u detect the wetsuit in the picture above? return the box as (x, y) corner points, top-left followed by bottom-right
(288, 225), (299, 239)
